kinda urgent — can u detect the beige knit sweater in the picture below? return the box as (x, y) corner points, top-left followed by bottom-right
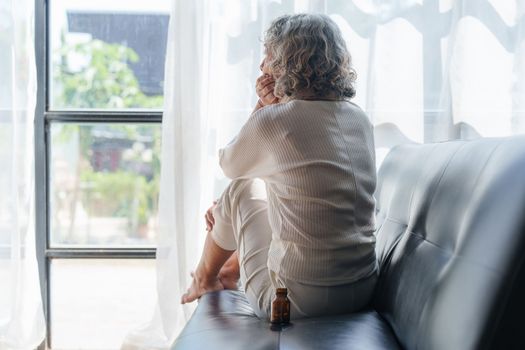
(219, 100), (377, 285)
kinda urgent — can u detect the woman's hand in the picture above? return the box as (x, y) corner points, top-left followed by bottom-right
(205, 201), (217, 232)
(255, 74), (279, 109)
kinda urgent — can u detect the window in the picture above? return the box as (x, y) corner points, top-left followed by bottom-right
(35, 0), (170, 348)
(49, 0), (168, 110)
(49, 123), (160, 248)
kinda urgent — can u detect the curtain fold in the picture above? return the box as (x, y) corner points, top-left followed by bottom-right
(122, 0), (212, 347)
(123, 1), (525, 348)
(0, 0), (46, 348)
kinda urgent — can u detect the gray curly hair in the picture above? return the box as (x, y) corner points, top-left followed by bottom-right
(263, 14), (356, 100)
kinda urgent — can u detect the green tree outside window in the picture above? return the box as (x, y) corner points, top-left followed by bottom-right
(52, 37), (162, 244)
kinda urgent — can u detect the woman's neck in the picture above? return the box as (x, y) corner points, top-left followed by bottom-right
(285, 90), (344, 102)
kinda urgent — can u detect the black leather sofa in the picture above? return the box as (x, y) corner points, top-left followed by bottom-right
(172, 136), (525, 350)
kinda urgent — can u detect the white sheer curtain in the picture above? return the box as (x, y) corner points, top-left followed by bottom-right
(331, 0), (525, 164)
(0, 0), (46, 348)
(123, 0), (525, 348)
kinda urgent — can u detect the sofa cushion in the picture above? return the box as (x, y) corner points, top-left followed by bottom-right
(279, 311), (401, 350)
(172, 291), (279, 350)
(173, 136), (525, 350)
(172, 290), (400, 350)
(373, 136), (525, 350)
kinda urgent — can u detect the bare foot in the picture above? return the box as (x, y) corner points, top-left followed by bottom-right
(181, 272), (224, 304)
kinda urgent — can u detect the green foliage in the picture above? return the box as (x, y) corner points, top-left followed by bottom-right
(52, 37), (163, 238)
(53, 38), (163, 109)
(80, 170), (153, 225)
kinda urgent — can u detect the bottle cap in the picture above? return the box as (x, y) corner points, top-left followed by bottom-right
(276, 288), (287, 295)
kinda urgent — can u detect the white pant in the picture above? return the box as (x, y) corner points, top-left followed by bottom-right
(211, 179), (377, 320)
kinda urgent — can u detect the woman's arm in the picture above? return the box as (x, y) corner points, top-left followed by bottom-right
(219, 111), (275, 179)
(220, 75), (281, 179)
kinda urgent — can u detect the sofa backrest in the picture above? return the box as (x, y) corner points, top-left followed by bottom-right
(372, 136), (525, 350)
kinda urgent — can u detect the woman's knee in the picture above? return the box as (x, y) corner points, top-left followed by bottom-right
(228, 178), (263, 195)
(226, 178), (267, 207)
(214, 178), (267, 235)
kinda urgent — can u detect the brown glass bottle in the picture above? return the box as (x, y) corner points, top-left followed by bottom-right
(270, 288), (290, 324)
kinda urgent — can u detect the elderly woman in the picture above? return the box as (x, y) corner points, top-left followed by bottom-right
(181, 13), (377, 320)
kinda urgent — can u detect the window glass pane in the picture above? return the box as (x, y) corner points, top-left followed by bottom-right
(51, 259), (156, 349)
(50, 123), (160, 247)
(49, 0), (170, 110)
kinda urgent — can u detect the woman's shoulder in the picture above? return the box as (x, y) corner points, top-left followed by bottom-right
(343, 100), (369, 120)
(255, 99), (336, 116)
(251, 99), (370, 126)
(253, 101), (290, 117)
(345, 100), (365, 113)
(250, 102), (293, 128)
(288, 99), (368, 118)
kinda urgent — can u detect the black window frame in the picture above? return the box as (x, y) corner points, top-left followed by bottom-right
(35, 1), (160, 348)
